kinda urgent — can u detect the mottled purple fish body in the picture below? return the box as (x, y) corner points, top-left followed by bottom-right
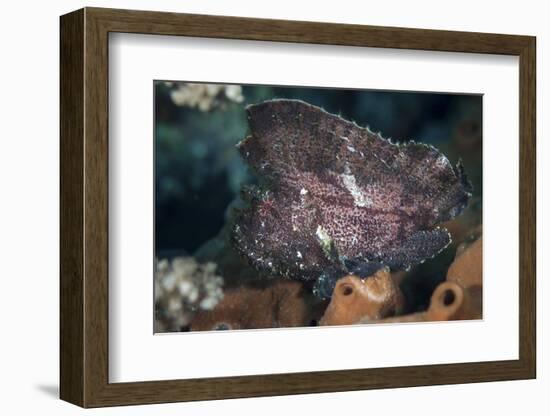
(232, 99), (472, 282)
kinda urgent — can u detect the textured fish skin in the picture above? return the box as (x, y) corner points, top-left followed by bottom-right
(232, 99), (472, 286)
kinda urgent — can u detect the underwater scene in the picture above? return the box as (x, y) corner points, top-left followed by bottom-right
(154, 81), (482, 333)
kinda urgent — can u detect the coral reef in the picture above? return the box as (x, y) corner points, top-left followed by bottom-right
(440, 200), (482, 253)
(233, 99), (473, 294)
(190, 280), (325, 331)
(155, 82), (251, 253)
(359, 281), (480, 323)
(166, 82), (244, 111)
(154, 83), (483, 331)
(187, 236), (482, 330)
(360, 235), (482, 324)
(447, 237), (482, 288)
(154, 257), (224, 332)
(362, 281), (481, 323)
(319, 268), (404, 326)
(193, 200), (265, 287)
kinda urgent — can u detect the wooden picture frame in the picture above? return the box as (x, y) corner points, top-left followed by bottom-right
(60, 7), (536, 408)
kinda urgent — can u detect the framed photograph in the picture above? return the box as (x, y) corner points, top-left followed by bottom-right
(60, 7), (536, 408)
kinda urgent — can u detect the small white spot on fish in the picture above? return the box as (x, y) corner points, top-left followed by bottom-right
(435, 155), (449, 168)
(340, 168), (373, 207)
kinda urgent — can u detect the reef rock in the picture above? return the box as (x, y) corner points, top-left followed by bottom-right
(233, 99), (472, 293)
(189, 280), (324, 331)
